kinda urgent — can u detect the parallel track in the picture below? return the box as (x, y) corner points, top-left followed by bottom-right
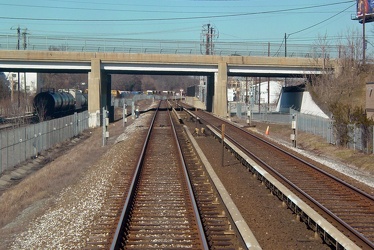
(193, 109), (374, 250)
(172, 108), (249, 249)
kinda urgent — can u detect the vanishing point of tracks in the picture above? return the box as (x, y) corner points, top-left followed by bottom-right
(192, 109), (374, 250)
(109, 101), (247, 249)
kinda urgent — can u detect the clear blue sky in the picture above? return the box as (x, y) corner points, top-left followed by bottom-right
(0, 0), (370, 45)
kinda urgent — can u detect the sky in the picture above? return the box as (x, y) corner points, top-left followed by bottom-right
(0, 0), (371, 46)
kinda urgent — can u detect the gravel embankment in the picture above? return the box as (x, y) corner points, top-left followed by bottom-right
(0, 105), (372, 249)
(8, 113), (152, 249)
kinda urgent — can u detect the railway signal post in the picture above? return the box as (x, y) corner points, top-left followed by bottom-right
(102, 107), (109, 146)
(291, 114), (297, 147)
(123, 103), (127, 127)
(132, 101), (135, 119)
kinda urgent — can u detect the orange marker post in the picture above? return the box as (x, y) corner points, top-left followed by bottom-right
(265, 126), (270, 135)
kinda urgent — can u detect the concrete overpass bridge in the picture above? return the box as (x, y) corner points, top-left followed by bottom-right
(0, 50), (329, 127)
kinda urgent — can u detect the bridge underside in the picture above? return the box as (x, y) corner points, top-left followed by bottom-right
(0, 51), (327, 128)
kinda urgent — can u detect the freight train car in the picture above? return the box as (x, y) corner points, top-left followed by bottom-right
(33, 88), (88, 120)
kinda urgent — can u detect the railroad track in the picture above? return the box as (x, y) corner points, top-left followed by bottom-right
(191, 109), (374, 250)
(110, 101), (207, 249)
(107, 101), (248, 249)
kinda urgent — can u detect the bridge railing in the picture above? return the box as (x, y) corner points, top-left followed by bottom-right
(0, 34), (342, 58)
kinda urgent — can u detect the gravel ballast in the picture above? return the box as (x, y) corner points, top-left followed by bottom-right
(0, 105), (372, 249)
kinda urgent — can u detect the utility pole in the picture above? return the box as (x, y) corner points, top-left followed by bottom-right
(200, 24), (219, 109)
(22, 28), (28, 50)
(10, 25), (23, 107)
(206, 23), (211, 55)
(258, 77), (261, 113)
(284, 33), (287, 57)
(352, 0), (374, 64)
(17, 26), (21, 108)
(245, 77), (248, 104)
(17, 72), (20, 107)
(17, 26), (21, 50)
(22, 28), (29, 101)
(362, 1), (366, 65)
(284, 33), (289, 86)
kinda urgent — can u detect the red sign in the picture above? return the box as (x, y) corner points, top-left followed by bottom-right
(357, 0), (374, 18)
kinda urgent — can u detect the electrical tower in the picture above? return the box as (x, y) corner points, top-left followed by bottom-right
(200, 23), (219, 55)
(22, 28), (29, 50)
(10, 26), (29, 50)
(9, 26), (29, 107)
(199, 24), (219, 104)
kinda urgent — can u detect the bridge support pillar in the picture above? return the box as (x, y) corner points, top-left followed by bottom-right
(213, 62), (228, 117)
(88, 58), (111, 128)
(206, 74), (214, 112)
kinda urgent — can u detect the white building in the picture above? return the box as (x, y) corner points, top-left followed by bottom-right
(256, 81), (282, 104)
(238, 79), (282, 105)
(227, 88), (236, 101)
(4, 72), (38, 94)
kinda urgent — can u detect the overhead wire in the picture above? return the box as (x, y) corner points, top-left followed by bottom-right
(0, 1), (355, 23)
(287, 3), (355, 37)
(0, 0), (359, 45)
(273, 2), (355, 56)
(0, 3), (237, 14)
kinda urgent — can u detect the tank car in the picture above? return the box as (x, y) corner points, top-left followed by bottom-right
(33, 88), (88, 120)
(66, 89), (88, 111)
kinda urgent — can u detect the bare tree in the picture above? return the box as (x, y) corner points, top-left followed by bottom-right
(308, 29), (374, 147)
(38, 73), (87, 92)
(0, 73), (10, 100)
(33, 98), (47, 122)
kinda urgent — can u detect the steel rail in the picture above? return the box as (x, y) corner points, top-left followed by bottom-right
(167, 102), (209, 250)
(194, 110), (374, 249)
(110, 101), (160, 250)
(110, 101), (208, 249)
(208, 117), (374, 201)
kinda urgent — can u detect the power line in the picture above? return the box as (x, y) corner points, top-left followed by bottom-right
(0, 1), (355, 23)
(0, 3), (237, 15)
(288, 3), (355, 37)
(0, 2), (354, 15)
(0, 26), (201, 38)
(273, 3), (355, 56)
(1, 1), (356, 11)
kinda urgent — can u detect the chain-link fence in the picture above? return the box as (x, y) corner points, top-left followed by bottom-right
(0, 111), (89, 174)
(347, 124), (374, 154)
(248, 107), (374, 154)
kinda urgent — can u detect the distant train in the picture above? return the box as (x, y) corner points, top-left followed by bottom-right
(33, 88), (88, 120)
(145, 90), (174, 95)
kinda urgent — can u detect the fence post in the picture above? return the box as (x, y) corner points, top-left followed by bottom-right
(74, 112), (78, 137)
(353, 124), (356, 151)
(0, 132), (2, 174)
(7, 130), (10, 170)
(132, 101), (135, 119)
